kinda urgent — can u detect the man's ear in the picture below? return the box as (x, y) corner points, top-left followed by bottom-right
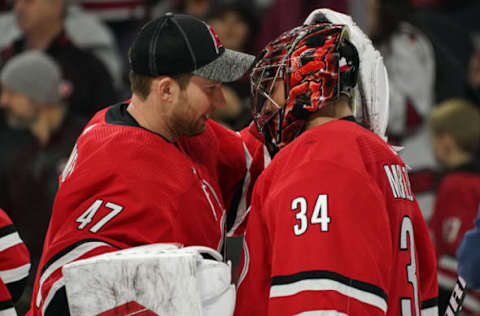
(151, 77), (180, 102)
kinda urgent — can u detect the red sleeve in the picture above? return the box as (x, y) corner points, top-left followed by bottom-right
(235, 163), (392, 316)
(0, 208), (30, 302)
(228, 124), (269, 236)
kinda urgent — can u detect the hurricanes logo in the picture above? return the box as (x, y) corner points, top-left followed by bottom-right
(206, 24), (223, 54)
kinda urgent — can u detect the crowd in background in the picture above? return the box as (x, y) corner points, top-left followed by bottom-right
(0, 0), (479, 314)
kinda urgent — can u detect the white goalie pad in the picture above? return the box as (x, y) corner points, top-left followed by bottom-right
(305, 8), (390, 142)
(62, 243), (235, 316)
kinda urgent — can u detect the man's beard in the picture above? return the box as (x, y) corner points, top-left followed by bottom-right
(171, 93), (207, 137)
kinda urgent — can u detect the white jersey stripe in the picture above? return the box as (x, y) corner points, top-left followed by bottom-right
(228, 142), (253, 236)
(437, 272), (456, 289)
(263, 144), (271, 168)
(0, 307), (17, 316)
(0, 263), (30, 283)
(36, 241), (112, 308)
(270, 278), (387, 313)
(421, 306), (439, 316)
(295, 310), (348, 315)
(0, 232), (22, 252)
(237, 238), (250, 288)
(438, 255), (458, 273)
(464, 293), (480, 313)
(42, 278), (65, 315)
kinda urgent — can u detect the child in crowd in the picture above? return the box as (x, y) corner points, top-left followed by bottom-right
(428, 98), (480, 315)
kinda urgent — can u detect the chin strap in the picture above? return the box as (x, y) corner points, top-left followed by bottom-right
(304, 8), (390, 142)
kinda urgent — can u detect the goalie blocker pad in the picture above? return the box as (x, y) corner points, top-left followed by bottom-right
(62, 243), (235, 316)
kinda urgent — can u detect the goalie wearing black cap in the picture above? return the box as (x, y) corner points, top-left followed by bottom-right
(28, 13), (258, 316)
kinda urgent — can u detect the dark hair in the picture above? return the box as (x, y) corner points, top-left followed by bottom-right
(129, 71), (192, 100)
(205, 1), (259, 54)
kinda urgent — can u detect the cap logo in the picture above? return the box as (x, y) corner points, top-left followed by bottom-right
(206, 24), (223, 54)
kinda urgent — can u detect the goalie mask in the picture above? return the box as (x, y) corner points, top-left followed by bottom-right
(251, 23), (359, 155)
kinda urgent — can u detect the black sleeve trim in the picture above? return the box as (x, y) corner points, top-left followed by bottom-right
(0, 299), (13, 310)
(226, 177), (245, 231)
(271, 269), (388, 301)
(0, 224), (16, 238)
(6, 276), (28, 303)
(44, 285), (70, 316)
(40, 238), (120, 276)
(421, 297), (439, 309)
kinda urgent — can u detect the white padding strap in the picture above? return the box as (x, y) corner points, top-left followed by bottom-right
(305, 8), (390, 141)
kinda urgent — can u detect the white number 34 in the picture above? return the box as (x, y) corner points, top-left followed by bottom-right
(75, 199), (123, 233)
(291, 194), (330, 236)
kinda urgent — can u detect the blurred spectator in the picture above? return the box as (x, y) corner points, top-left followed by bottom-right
(175, 0), (212, 17)
(79, 0), (149, 21)
(206, 0), (258, 54)
(253, 0), (348, 53)
(466, 37), (480, 106)
(0, 0), (9, 11)
(412, 9), (473, 104)
(0, 51), (85, 264)
(0, 0), (118, 121)
(206, 0), (259, 129)
(427, 99), (480, 315)
(0, 208), (30, 315)
(414, 0), (480, 108)
(368, 0), (438, 219)
(0, 4), (123, 91)
(77, 0), (177, 97)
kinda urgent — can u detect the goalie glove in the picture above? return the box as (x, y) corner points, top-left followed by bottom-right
(62, 243), (235, 316)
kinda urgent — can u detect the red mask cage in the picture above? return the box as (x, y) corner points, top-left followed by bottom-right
(251, 23), (358, 155)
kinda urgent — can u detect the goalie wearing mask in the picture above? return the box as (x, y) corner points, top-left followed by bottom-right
(235, 9), (439, 316)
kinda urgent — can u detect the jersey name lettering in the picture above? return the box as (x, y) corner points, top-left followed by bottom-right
(384, 164), (414, 201)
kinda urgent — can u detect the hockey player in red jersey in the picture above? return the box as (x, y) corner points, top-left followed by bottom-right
(0, 208), (30, 315)
(28, 13), (257, 315)
(235, 9), (439, 316)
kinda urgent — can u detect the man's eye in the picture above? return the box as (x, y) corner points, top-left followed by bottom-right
(206, 86), (218, 94)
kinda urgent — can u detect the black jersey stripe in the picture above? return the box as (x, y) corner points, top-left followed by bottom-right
(40, 238), (120, 276)
(271, 269), (388, 301)
(0, 299), (13, 311)
(421, 297), (439, 309)
(0, 225), (16, 238)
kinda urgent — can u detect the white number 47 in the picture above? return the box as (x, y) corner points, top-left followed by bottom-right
(76, 199), (123, 233)
(291, 194), (330, 236)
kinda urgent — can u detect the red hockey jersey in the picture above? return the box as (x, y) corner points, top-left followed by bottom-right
(429, 162), (480, 314)
(0, 208), (30, 315)
(28, 103), (255, 315)
(235, 119), (439, 316)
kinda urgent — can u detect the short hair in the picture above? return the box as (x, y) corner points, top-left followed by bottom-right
(129, 71), (192, 100)
(430, 98), (480, 153)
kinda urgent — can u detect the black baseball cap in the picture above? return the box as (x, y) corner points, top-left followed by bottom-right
(129, 12), (255, 82)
